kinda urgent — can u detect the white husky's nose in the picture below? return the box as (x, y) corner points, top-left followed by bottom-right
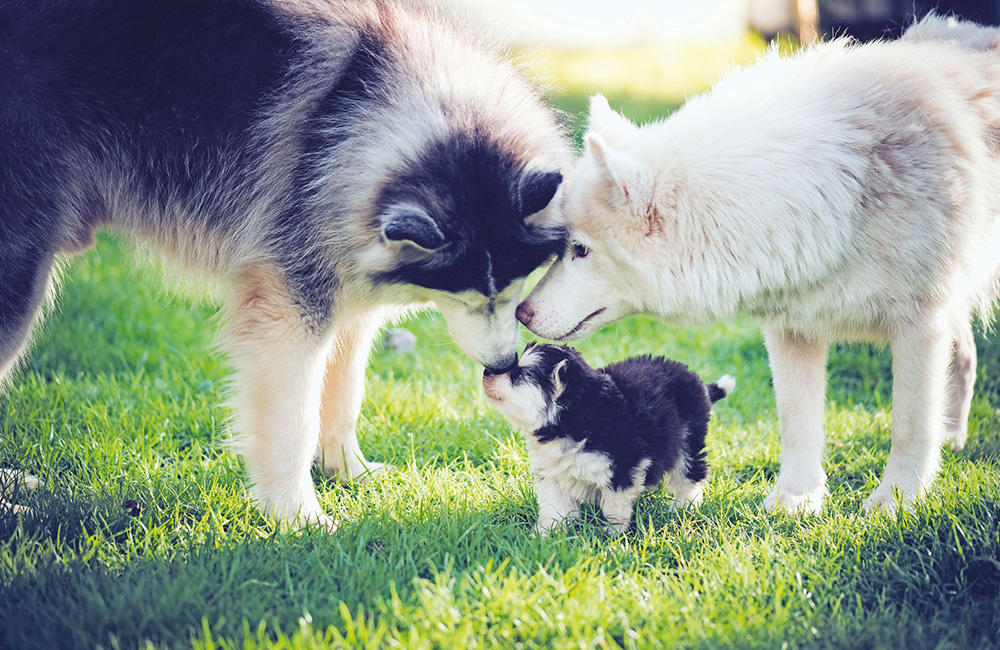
(515, 301), (534, 328)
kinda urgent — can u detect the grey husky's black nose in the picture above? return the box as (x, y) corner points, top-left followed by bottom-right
(483, 353), (518, 377)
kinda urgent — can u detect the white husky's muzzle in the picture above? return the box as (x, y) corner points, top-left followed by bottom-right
(516, 256), (622, 341)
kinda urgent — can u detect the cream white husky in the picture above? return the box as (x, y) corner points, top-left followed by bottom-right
(517, 15), (1000, 514)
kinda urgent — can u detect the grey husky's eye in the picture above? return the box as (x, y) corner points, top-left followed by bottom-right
(571, 243), (590, 259)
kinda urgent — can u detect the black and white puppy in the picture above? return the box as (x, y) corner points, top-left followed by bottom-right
(483, 342), (733, 535)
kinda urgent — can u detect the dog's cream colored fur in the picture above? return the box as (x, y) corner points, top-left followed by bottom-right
(520, 15), (1000, 514)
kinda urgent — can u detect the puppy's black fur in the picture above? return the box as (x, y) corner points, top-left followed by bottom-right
(520, 342), (729, 490)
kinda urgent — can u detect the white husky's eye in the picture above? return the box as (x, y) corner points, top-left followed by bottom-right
(571, 243), (590, 260)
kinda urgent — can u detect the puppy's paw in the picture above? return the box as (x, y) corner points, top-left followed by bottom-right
(0, 500), (32, 516)
(604, 519), (631, 535)
(0, 469), (40, 494)
(670, 483), (704, 510)
(534, 521), (559, 538)
(0, 470), (40, 516)
(763, 482), (825, 515)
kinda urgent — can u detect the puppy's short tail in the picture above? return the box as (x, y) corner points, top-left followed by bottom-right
(707, 375), (735, 403)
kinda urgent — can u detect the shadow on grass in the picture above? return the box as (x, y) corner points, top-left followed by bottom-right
(0, 492), (588, 649)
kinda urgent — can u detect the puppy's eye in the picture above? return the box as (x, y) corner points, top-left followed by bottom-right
(509, 367), (523, 383)
(571, 243), (590, 260)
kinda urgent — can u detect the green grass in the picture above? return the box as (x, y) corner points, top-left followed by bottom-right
(3, 85), (1000, 649)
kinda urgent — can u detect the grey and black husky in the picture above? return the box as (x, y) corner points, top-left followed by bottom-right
(0, 0), (570, 525)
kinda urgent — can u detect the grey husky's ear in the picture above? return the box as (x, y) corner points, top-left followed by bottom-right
(518, 170), (563, 218)
(380, 204), (447, 251)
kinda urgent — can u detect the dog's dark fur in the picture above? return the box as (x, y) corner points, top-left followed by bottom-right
(0, 0), (571, 523)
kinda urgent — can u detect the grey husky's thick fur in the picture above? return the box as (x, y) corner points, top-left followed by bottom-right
(0, 0), (570, 525)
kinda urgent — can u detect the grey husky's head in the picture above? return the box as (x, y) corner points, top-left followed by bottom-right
(361, 132), (566, 371)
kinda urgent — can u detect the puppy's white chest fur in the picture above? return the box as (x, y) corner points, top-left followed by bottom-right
(523, 435), (612, 503)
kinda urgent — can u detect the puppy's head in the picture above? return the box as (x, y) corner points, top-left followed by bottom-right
(482, 341), (595, 432)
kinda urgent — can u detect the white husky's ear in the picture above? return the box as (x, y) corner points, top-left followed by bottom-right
(586, 134), (657, 233)
(380, 204), (448, 251)
(588, 94), (636, 143)
(551, 359), (569, 399)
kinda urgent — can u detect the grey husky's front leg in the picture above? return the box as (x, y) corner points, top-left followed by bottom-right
(865, 314), (951, 513)
(223, 267), (334, 528)
(762, 327), (829, 515)
(318, 310), (386, 481)
(0, 247), (56, 389)
(1, 246), (56, 516)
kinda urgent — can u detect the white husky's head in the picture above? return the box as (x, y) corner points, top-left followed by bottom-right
(517, 96), (671, 340)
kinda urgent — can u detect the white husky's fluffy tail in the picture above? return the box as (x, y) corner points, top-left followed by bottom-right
(903, 13), (1000, 50)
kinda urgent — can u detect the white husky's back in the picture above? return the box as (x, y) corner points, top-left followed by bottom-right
(628, 29), (1000, 333)
(902, 12), (1000, 50)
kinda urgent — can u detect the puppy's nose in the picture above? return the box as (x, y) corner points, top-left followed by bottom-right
(484, 353), (518, 376)
(516, 302), (534, 326)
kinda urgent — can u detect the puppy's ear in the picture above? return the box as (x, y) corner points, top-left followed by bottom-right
(588, 94), (637, 144)
(380, 204), (448, 251)
(586, 134), (658, 235)
(518, 169), (563, 218)
(551, 359), (569, 399)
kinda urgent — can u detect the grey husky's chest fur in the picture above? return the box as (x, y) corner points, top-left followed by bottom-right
(0, 0), (571, 524)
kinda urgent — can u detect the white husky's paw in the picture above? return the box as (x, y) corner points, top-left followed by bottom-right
(862, 483), (918, 516)
(257, 489), (338, 532)
(313, 513), (340, 533)
(763, 481), (826, 515)
(942, 424), (969, 452)
(328, 460), (391, 485)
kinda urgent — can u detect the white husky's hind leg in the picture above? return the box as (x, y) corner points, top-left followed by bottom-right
(223, 268), (334, 529)
(865, 313), (951, 514)
(944, 319), (976, 452)
(318, 310), (386, 482)
(762, 327), (829, 515)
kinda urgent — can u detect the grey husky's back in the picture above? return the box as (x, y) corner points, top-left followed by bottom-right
(0, 0), (568, 312)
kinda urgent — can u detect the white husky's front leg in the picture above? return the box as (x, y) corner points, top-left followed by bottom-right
(865, 314), (950, 513)
(223, 268), (333, 528)
(319, 310), (386, 482)
(762, 326), (829, 515)
(944, 318), (976, 452)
